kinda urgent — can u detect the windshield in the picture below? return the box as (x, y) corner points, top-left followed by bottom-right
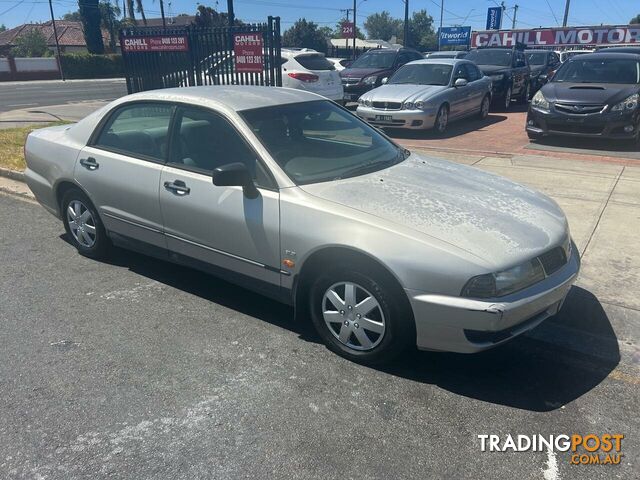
(350, 51), (396, 69)
(388, 64), (452, 86)
(465, 49), (512, 66)
(553, 58), (640, 84)
(295, 54), (335, 71)
(527, 52), (546, 65)
(241, 101), (407, 185)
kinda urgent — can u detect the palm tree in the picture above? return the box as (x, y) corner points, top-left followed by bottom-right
(135, 0), (147, 25)
(631, 14), (640, 24)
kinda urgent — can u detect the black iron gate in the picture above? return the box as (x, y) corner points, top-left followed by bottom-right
(120, 17), (282, 94)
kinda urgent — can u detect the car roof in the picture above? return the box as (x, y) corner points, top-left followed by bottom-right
(118, 86), (322, 112)
(406, 58), (466, 66)
(596, 46), (640, 53)
(525, 49), (551, 53)
(568, 52), (640, 60)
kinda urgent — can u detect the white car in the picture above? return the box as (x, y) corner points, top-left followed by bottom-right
(557, 49), (594, 63)
(326, 57), (350, 71)
(193, 49), (344, 102)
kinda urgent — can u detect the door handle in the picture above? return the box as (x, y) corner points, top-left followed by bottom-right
(164, 180), (190, 195)
(79, 157), (99, 170)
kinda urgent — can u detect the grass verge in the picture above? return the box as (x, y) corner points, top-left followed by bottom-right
(0, 122), (70, 171)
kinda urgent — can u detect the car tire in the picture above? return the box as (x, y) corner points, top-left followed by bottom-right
(434, 104), (449, 134)
(501, 86), (512, 111)
(527, 131), (541, 141)
(309, 268), (414, 365)
(479, 94), (490, 120)
(518, 82), (531, 104)
(61, 188), (110, 260)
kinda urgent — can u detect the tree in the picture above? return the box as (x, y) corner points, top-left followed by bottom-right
(78, 0), (105, 53)
(99, 1), (121, 51)
(406, 10), (437, 50)
(62, 11), (82, 21)
(134, 0), (147, 25)
(631, 14), (640, 24)
(125, 0), (136, 23)
(364, 11), (402, 41)
(0, 24), (6, 33)
(282, 18), (328, 53)
(11, 30), (51, 57)
(193, 5), (239, 28)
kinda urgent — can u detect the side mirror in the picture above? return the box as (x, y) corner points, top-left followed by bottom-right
(454, 78), (468, 87)
(381, 77), (388, 85)
(212, 162), (259, 199)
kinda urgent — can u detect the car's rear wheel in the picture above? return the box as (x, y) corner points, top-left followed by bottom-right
(502, 86), (512, 111)
(434, 104), (449, 134)
(61, 188), (110, 259)
(518, 82), (531, 104)
(527, 131), (542, 141)
(309, 269), (413, 364)
(479, 94), (490, 119)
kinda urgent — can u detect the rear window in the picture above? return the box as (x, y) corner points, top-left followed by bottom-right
(295, 54), (335, 71)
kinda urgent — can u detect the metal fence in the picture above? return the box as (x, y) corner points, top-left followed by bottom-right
(327, 45), (381, 60)
(120, 17), (282, 94)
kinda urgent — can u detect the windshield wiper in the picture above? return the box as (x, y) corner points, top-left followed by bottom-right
(335, 149), (409, 181)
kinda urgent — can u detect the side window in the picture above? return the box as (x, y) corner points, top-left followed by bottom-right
(396, 52), (412, 66)
(94, 103), (173, 161)
(550, 52), (560, 66)
(516, 52), (526, 67)
(464, 64), (480, 81)
(410, 52), (423, 61)
(169, 107), (273, 188)
(454, 64), (468, 80)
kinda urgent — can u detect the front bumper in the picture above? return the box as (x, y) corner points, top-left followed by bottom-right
(527, 106), (640, 139)
(356, 105), (437, 130)
(407, 242), (580, 353)
(342, 83), (374, 101)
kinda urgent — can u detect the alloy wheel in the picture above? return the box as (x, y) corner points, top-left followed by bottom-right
(322, 281), (386, 351)
(481, 96), (490, 118)
(504, 87), (512, 110)
(436, 106), (448, 133)
(66, 200), (97, 248)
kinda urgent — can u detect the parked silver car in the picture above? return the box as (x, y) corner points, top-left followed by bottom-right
(25, 86), (579, 364)
(356, 59), (492, 133)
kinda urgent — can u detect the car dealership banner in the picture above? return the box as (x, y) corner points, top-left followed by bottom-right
(486, 7), (503, 30)
(233, 32), (264, 73)
(439, 26), (472, 47)
(472, 25), (640, 48)
(121, 35), (189, 52)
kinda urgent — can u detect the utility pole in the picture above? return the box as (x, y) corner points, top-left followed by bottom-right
(562, 0), (570, 27)
(227, 0), (235, 28)
(48, 0), (64, 81)
(512, 4), (518, 29)
(159, 0), (166, 27)
(403, 0), (409, 47)
(352, 0), (357, 59)
(438, 0), (444, 50)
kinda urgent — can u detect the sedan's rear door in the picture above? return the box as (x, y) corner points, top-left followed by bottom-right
(75, 101), (173, 250)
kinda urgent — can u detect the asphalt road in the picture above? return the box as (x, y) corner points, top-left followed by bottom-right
(0, 192), (637, 479)
(0, 79), (127, 114)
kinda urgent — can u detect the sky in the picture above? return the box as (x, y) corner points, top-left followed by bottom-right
(0, 0), (638, 32)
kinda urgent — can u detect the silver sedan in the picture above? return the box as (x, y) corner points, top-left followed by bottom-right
(24, 86), (578, 364)
(356, 59), (492, 133)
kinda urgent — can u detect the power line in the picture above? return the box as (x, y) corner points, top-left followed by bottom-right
(0, 0), (26, 17)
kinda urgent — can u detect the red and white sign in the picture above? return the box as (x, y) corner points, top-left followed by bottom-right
(341, 21), (355, 39)
(121, 35), (189, 52)
(233, 33), (264, 73)
(472, 25), (640, 48)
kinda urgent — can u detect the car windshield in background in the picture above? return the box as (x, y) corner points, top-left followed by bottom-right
(527, 53), (547, 65)
(389, 64), (452, 86)
(242, 101), (406, 185)
(553, 58), (640, 84)
(295, 54), (335, 70)
(465, 49), (512, 66)
(350, 52), (396, 69)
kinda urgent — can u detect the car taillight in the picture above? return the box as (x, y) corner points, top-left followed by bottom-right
(288, 72), (319, 83)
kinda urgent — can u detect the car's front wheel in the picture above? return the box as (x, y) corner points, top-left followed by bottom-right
(61, 188), (110, 259)
(434, 104), (449, 134)
(309, 269), (414, 364)
(502, 86), (512, 111)
(518, 82), (531, 104)
(479, 94), (490, 119)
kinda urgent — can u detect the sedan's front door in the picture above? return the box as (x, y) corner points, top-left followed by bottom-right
(159, 105), (281, 293)
(75, 101), (173, 249)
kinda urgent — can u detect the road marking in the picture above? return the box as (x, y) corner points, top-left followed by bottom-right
(542, 447), (560, 480)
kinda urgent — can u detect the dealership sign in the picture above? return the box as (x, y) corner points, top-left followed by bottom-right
(439, 26), (472, 46)
(472, 26), (640, 47)
(233, 33), (264, 73)
(486, 7), (503, 30)
(121, 35), (189, 52)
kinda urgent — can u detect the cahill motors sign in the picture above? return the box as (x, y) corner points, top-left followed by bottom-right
(121, 35), (189, 52)
(472, 25), (640, 48)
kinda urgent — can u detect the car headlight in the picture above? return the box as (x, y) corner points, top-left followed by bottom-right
(490, 74), (505, 82)
(362, 75), (378, 85)
(364, 98), (372, 107)
(461, 259), (546, 298)
(403, 101), (415, 110)
(415, 100), (425, 109)
(611, 93), (639, 112)
(531, 90), (550, 111)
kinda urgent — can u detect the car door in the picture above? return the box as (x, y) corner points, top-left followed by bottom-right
(463, 64), (484, 115)
(75, 101), (173, 249)
(513, 51), (528, 95)
(449, 63), (471, 118)
(159, 105), (281, 293)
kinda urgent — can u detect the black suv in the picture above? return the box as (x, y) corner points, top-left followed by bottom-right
(526, 49), (561, 95)
(465, 46), (531, 110)
(340, 48), (424, 102)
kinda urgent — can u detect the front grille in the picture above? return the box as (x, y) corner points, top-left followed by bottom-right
(555, 103), (605, 114)
(538, 246), (567, 275)
(372, 101), (402, 110)
(547, 122), (604, 135)
(341, 78), (360, 85)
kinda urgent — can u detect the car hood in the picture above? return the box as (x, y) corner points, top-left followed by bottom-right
(301, 154), (568, 267)
(541, 82), (639, 105)
(477, 65), (511, 75)
(340, 67), (392, 80)
(362, 84), (448, 103)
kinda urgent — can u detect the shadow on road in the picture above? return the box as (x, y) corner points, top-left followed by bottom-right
(78, 239), (619, 413)
(386, 113), (508, 141)
(529, 135), (640, 159)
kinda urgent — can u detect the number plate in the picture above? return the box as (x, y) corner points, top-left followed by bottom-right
(375, 115), (393, 122)
(566, 117), (584, 123)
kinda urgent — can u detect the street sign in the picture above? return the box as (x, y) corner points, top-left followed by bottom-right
(472, 25), (640, 47)
(486, 7), (503, 30)
(341, 21), (355, 39)
(121, 35), (189, 52)
(233, 32), (264, 73)
(439, 26), (472, 47)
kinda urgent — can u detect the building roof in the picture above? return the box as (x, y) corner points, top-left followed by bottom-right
(0, 21), (110, 48)
(144, 16), (195, 27)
